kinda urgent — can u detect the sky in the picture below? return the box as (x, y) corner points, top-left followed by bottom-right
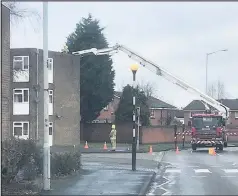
(10, 2), (238, 108)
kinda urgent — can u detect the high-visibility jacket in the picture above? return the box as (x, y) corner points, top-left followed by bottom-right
(110, 129), (117, 140)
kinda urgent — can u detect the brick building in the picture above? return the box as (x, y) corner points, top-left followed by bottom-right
(11, 48), (81, 146)
(1, 4), (11, 140)
(94, 91), (181, 126)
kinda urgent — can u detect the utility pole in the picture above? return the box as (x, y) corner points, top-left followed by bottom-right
(43, 2), (50, 191)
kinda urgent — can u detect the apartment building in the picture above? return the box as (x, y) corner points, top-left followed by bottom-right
(1, 4), (11, 140)
(11, 48), (81, 146)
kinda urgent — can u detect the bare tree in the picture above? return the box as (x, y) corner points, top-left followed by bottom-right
(207, 80), (226, 99)
(4, 2), (41, 29)
(207, 83), (217, 99)
(217, 80), (225, 100)
(137, 80), (157, 98)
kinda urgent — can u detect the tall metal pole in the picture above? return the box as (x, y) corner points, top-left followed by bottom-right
(132, 71), (137, 171)
(43, 2), (50, 191)
(205, 54), (208, 94)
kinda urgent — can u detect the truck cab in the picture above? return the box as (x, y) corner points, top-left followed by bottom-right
(190, 113), (227, 151)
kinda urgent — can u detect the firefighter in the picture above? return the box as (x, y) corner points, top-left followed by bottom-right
(110, 124), (117, 150)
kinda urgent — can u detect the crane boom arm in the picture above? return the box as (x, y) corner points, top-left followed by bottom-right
(72, 44), (230, 118)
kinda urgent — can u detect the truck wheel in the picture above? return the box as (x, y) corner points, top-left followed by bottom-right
(219, 145), (223, 151)
(224, 142), (227, 147)
(192, 144), (197, 151)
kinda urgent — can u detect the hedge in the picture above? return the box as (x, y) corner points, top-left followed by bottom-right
(1, 138), (81, 184)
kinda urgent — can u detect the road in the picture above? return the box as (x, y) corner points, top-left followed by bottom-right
(147, 147), (238, 195)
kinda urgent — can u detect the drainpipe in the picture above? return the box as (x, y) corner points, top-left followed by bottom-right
(36, 49), (39, 140)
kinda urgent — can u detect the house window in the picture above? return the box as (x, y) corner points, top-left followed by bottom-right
(48, 58), (53, 70)
(104, 105), (109, 111)
(235, 112), (238, 119)
(49, 122), (53, 135)
(49, 90), (53, 103)
(13, 56), (29, 71)
(150, 109), (155, 118)
(13, 122), (29, 138)
(13, 89), (29, 103)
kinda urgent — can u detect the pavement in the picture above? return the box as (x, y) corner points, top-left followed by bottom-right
(146, 147), (238, 195)
(41, 152), (164, 195)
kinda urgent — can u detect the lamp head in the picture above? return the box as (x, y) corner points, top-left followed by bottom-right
(130, 64), (139, 72)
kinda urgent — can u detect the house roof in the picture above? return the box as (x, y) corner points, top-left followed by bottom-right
(114, 91), (177, 109)
(147, 96), (177, 109)
(183, 100), (209, 111)
(184, 99), (238, 111)
(218, 99), (238, 110)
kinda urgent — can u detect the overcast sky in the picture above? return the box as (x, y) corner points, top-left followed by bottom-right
(10, 2), (238, 108)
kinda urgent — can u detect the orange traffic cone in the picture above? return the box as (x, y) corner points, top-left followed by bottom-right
(103, 142), (108, 150)
(211, 148), (216, 155)
(149, 145), (153, 154)
(176, 146), (179, 154)
(84, 141), (89, 149)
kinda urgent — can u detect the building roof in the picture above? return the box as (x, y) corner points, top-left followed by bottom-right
(218, 99), (238, 110)
(183, 100), (209, 111)
(184, 99), (238, 111)
(114, 91), (177, 109)
(147, 96), (177, 109)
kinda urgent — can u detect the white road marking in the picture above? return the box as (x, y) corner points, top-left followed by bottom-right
(223, 169), (238, 173)
(192, 175), (207, 178)
(165, 169), (181, 173)
(221, 176), (237, 178)
(194, 169), (211, 173)
(210, 165), (222, 168)
(187, 165), (199, 168)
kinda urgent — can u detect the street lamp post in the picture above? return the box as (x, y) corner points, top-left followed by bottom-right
(205, 49), (228, 94)
(136, 107), (140, 151)
(130, 64), (139, 171)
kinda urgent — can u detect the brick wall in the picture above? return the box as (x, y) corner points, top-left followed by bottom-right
(81, 123), (238, 144)
(1, 5), (11, 140)
(229, 111), (238, 127)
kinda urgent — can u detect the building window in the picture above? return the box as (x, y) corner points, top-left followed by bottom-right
(104, 105), (109, 111)
(235, 112), (238, 119)
(49, 90), (53, 103)
(13, 122), (29, 138)
(13, 89), (29, 103)
(48, 58), (53, 70)
(49, 122), (53, 135)
(150, 109), (155, 118)
(13, 56), (29, 71)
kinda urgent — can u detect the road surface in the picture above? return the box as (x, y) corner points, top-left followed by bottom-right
(147, 147), (238, 195)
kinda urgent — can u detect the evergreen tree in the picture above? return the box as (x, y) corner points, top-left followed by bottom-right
(115, 85), (150, 126)
(66, 14), (115, 123)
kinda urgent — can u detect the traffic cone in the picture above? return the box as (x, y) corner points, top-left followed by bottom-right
(208, 148), (211, 154)
(149, 145), (153, 154)
(176, 146), (179, 154)
(211, 148), (216, 155)
(84, 141), (89, 149)
(103, 142), (108, 150)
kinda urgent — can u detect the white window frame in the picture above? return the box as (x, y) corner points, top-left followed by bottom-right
(13, 88), (29, 103)
(48, 58), (53, 71)
(150, 109), (155, 118)
(13, 56), (29, 71)
(49, 122), (53, 135)
(104, 105), (109, 111)
(49, 90), (53, 104)
(13, 121), (29, 138)
(235, 112), (238, 119)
